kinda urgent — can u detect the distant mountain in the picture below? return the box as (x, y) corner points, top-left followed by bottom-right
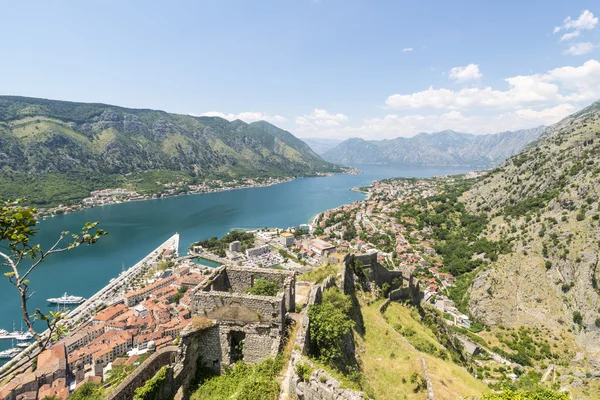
(301, 138), (343, 155)
(0, 96), (341, 205)
(321, 127), (546, 167)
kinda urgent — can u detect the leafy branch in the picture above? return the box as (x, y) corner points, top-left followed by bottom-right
(0, 199), (107, 349)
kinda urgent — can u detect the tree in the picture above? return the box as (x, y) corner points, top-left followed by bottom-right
(246, 279), (279, 296)
(308, 288), (354, 367)
(0, 199), (106, 348)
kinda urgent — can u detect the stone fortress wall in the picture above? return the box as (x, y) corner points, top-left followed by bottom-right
(189, 265), (295, 369)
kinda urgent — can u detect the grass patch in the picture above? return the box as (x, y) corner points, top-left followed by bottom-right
(358, 300), (488, 400)
(298, 262), (341, 284)
(191, 356), (283, 400)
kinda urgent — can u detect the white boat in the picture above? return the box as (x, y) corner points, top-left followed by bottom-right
(47, 293), (85, 305)
(0, 329), (8, 336)
(16, 341), (29, 348)
(14, 332), (33, 341)
(0, 348), (19, 359)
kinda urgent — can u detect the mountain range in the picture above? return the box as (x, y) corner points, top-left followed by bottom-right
(319, 127), (546, 167)
(0, 96), (341, 205)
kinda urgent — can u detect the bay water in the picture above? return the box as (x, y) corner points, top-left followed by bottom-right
(0, 164), (473, 357)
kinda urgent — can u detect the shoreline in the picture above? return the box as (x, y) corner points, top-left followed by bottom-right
(36, 174), (322, 218)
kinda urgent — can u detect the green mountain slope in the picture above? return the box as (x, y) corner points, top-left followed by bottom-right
(0, 96), (341, 205)
(461, 100), (600, 367)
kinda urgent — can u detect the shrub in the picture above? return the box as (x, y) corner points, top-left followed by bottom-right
(246, 279), (279, 296)
(69, 382), (104, 400)
(573, 311), (583, 326)
(308, 288), (354, 367)
(295, 361), (313, 382)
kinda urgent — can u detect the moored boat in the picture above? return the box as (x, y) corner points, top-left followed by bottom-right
(47, 292), (85, 305)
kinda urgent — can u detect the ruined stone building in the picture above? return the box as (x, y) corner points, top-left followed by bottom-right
(189, 266), (295, 371)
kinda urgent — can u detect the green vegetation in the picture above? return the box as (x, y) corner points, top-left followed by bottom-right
(69, 382), (104, 400)
(133, 365), (169, 400)
(493, 326), (555, 367)
(246, 279), (279, 296)
(192, 230), (254, 258)
(298, 262), (341, 284)
(308, 288), (355, 368)
(295, 361), (313, 382)
(394, 181), (512, 277)
(173, 286), (188, 304)
(481, 389), (569, 400)
(191, 356), (283, 400)
(357, 300), (488, 400)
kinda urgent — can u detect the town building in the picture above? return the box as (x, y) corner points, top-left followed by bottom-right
(245, 244), (270, 258)
(229, 240), (242, 253)
(279, 232), (295, 247)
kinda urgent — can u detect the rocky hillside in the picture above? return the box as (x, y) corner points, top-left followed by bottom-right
(0, 96), (339, 178)
(322, 128), (545, 167)
(462, 101), (600, 366)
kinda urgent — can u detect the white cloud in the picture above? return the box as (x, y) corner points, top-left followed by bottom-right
(448, 63), (482, 82)
(195, 111), (286, 123)
(294, 104), (575, 140)
(296, 108), (348, 128)
(564, 10), (598, 31)
(564, 42), (597, 55)
(386, 59), (600, 110)
(295, 60), (600, 140)
(554, 11), (598, 56)
(402, 47), (413, 52)
(560, 31), (580, 41)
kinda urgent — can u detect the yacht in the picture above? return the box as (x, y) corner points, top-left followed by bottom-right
(0, 347), (19, 359)
(47, 293), (85, 305)
(14, 331), (33, 341)
(16, 341), (30, 348)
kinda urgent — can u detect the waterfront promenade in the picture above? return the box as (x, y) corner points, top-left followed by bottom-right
(0, 234), (180, 379)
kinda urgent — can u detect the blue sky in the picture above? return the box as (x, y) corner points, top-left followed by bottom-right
(1, 1), (600, 139)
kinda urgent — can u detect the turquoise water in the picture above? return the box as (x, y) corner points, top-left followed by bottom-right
(0, 164), (473, 356)
(193, 257), (222, 268)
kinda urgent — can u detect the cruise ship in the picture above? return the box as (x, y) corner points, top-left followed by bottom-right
(47, 293), (85, 305)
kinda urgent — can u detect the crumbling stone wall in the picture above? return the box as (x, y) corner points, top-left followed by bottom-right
(343, 253), (420, 301)
(105, 346), (178, 400)
(192, 291), (285, 331)
(195, 266), (295, 312)
(187, 266), (294, 373)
